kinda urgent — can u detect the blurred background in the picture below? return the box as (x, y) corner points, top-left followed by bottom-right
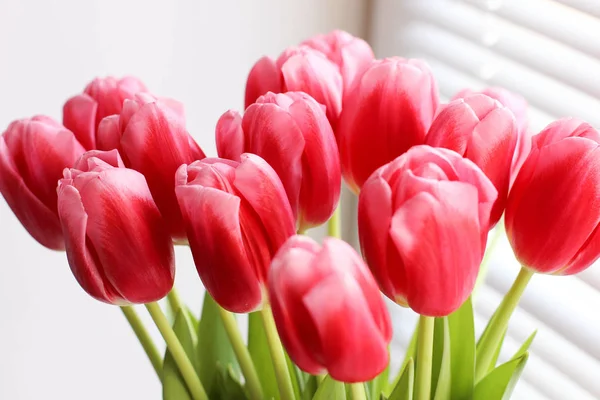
(1, 0), (599, 399)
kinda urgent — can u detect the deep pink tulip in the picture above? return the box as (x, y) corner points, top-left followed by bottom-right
(269, 236), (392, 382)
(63, 76), (147, 150)
(216, 91), (341, 230)
(338, 57), (440, 192)
(57, 149), (175, 304)
(453, 87), (530, 184)
(506, 118), (600, 275)
(358, 145), (497, 316)
(96, 93), (205, 239)
(245, 46), (343, 128)
(301, 30), (374, 96)
(426, 94), (518, 226)
(175, 154), (295, 313)
(0, 116), (85, 250)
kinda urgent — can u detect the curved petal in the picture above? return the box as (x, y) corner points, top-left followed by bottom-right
(245, 56), (284, 109)
(506, 138), (600, 273)
(63, 94), (98, 150)
(288, 96), (341, 228)
(74, 149), (125, 172)
(177, 185), (262, 312)
(57, 183), (120, 302)
(564, 221), (600, 275)
(0, 137), (65, 250)
(390, 183), (482, 316)
(216, 110), (244, 162)
(426, 100), (480, 155)
(96, 115), (123, 154)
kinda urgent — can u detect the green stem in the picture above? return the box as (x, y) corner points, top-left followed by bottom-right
(475, 267), (533, 381)
(167, 288), (185, 315)
(217, 306), (264, 400)
(327, 205), (341, 238)
(145, 302), (208, 400)
(260, 304), (296, 400)
(120, 306), (163, 380)
(415, 315), (435, 400)
(349, 383), (367, 400)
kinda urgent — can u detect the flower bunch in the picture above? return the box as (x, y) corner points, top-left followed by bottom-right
(2, 30), (599, 400)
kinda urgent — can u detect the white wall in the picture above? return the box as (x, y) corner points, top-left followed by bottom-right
(0, 1), (367, 399)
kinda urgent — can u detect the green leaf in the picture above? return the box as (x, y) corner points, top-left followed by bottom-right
(302, 376), (319, 400)
(489, 328), (507, 373)
(248, 311), (280, 400)
(285, 350), (303, 400)
(512, 331), (536, 361)
(449, 297), (475, 400)
(388, 358), (414, 400)
(197, 293), (239, 398)
(473, 353), (529, 400)
(387, 323), (417, 395)
(431, 317), (446, 395)
(163, 310), (198, 400)
(433, 318), (451, 400)
(368, 360), (390, 400)
(313, 375), (346, 400)
(216, 362), (249, 400)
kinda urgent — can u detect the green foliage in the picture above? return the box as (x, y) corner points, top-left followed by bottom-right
(388, 359), (414, 400)
(163, 310), (198, 400)
(448, 297), (475, 399)
(312, 375), (347, 400)
(473, 353), (529, 400)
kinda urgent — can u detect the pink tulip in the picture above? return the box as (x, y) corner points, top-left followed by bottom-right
(63, 76), (146, 150)
(96, 93), (205, 239)
(506, 118), (600, 275)
(245, 47), (343, 130)
(216, 92), (341, 230)
(269, 236), (392, 382)
(0, 116), (85, 250)
(57, 149), (175, 304)
(426, 94), (518, 226)
(453, 87), (530, 184)
(338, 57), (440, 191)
(175, 154), (295, 313)
(301, 30), (374, 96)
(358, 145), (497, 316)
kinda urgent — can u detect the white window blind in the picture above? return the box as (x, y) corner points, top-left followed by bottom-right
(368, 1), (600, 399)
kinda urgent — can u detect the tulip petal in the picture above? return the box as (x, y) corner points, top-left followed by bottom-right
(506, 138), (600, 273)
(390, 183), (482, 316)
(96, 115), (122, 153)
(426, 100), (480, 155)
(245, 56), (284, 109)
(176, 185), (262, 312)
(0, 137), (65, 250)
(57, 184), (120, 302)
(75, 168), (175, 303)
(63, 94), (98, 150)
(303, 273), (389, 382)
(288, 97), (341, 228)
(216, 110), (244, 162)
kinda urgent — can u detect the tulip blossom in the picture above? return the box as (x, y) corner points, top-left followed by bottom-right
(96, 93), (205, 239)
(358, 145), (497, 316)
(453, 87), (530, 183)
(63, 76), (147, 150)
(338, 57), (439, 191)
(175, 154), (295, 313)
(506, 118), (600, 275)
(57, 149), (175, 304)
(0, 116), (85, 250)
(426, 94), (518, 226)
(216, 92), (341, 230)
(269, 235), (392, 382)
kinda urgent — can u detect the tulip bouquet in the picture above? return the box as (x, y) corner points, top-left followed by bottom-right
(2, 30), (599, 400)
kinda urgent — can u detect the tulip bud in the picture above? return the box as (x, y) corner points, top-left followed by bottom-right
(63, 76), (147, 150)
(0, 116), (85, 250)
(57, 150), (175, 304)
(245, 47), (343, 131)
(175, 154), (295, 313)
(426, 94), (518, 226)
(359, 145), (497, 316)
(269, 235), (392, 382)
(506, 118), (600, 275)
(339, 57), (440, 191)
(453, 87), (530, 184)
(301, 30), (374, 97)
(216, 92), (341, 230)
(96, 93), (205, 239)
